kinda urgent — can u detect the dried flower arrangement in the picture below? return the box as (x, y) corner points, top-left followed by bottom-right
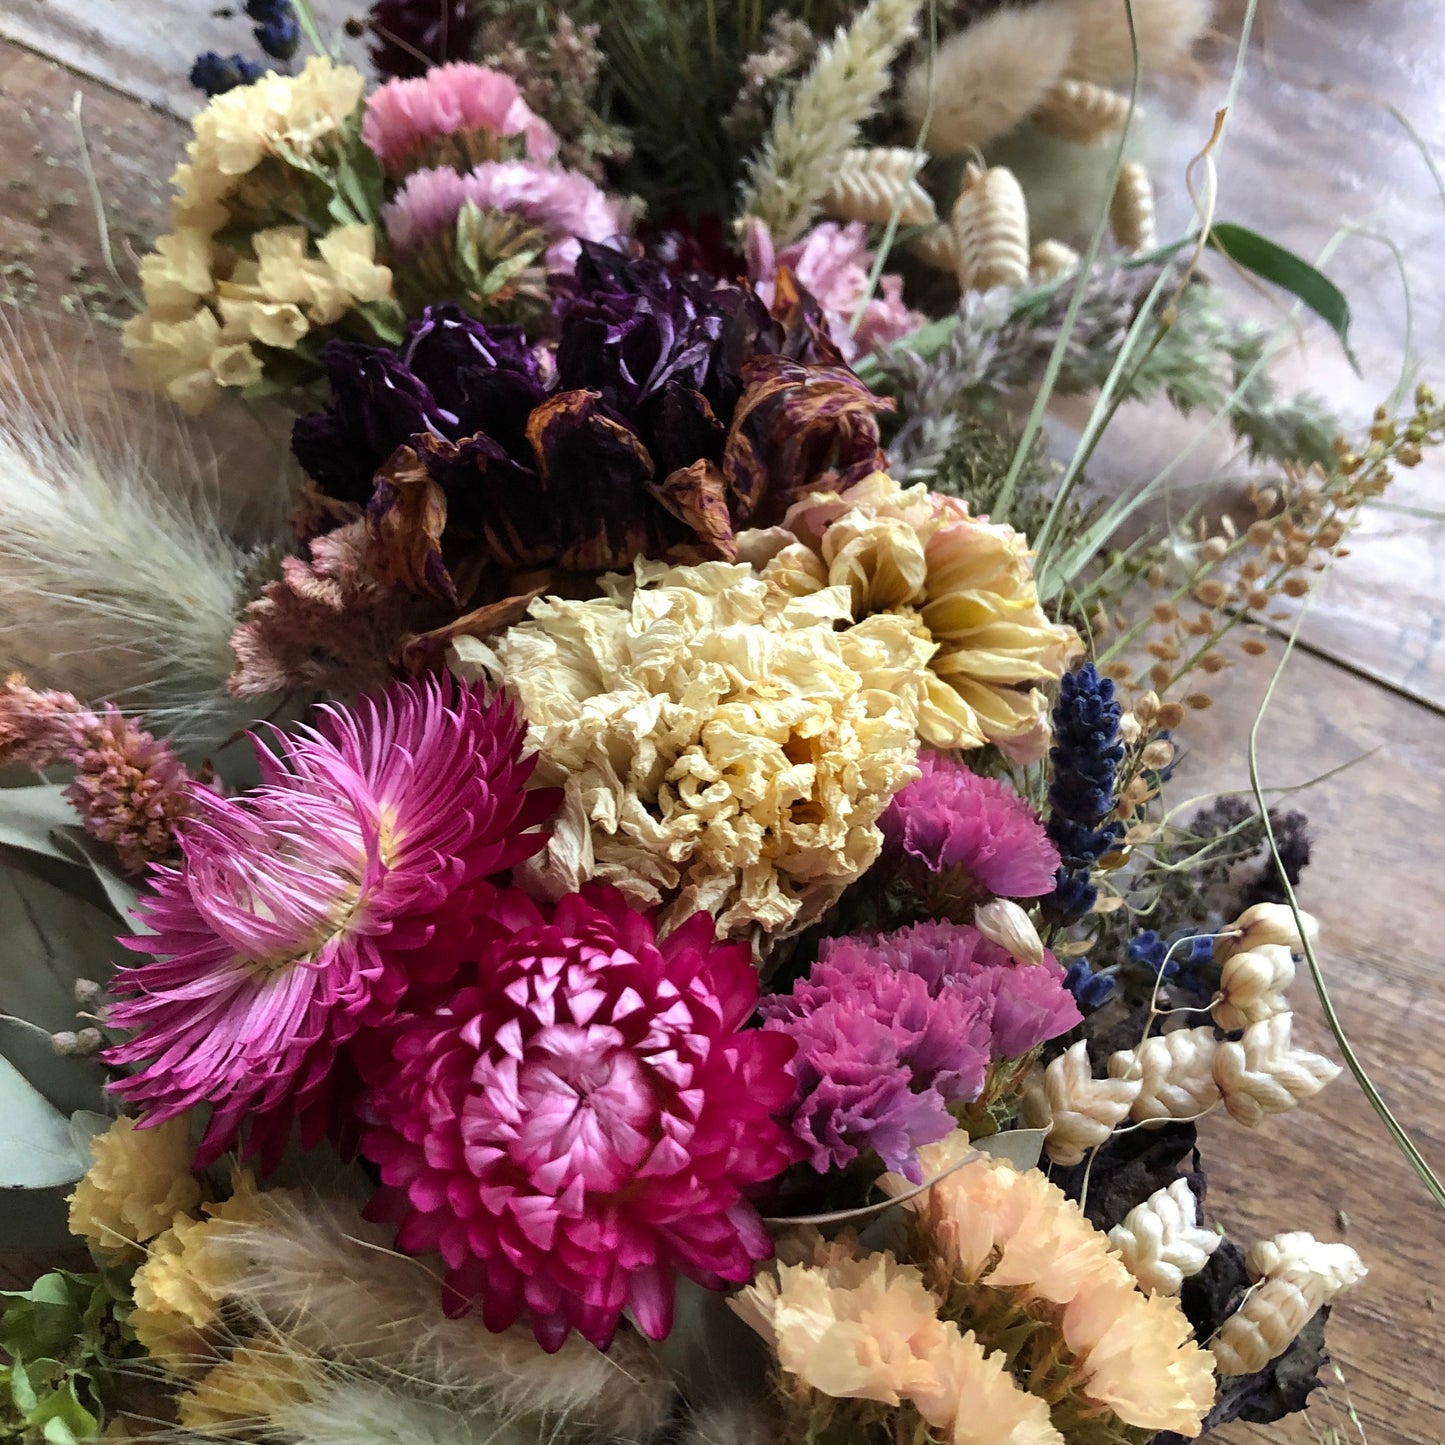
(0, 3), (1438, 1444)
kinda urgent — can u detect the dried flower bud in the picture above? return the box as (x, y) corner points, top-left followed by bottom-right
(973, 898), (1045, 966)
(1212, 943), (1296, 1030)
(1194, 579), (1228, 607)
(1140, 740), (1175, 771)
(1212, 1014), (1341, 1126)
(1200, 537), (1230, 563)
(1110, 1027), (1221, 1123)
(73, 978), (104, 1009)
(1154, 702), (1185, 729)
(1108, 1179), (1222, 1295)
(1030, 238), (1080, 282)
(1109, 160), (1156, 251)
(50, 1030), (80, 1056)
(1215, 903), (1319, 964)
(1041, 1041), (1141, 1165)
(1245, 1232), (1367, 1296)
(951, 163), (1030, 291)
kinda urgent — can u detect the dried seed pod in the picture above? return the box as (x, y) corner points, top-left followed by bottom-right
(1041, 1040), (1142, 1165)
(909, 224), (958, 272)
(1032, 78), (1135, 143)
(952, 163), (1031, 292)
(1245, 1232), (1368, 1297)
(974, 898), (1045, 965)
(1107, 1179), (1222, 1295)
(1212, 1014), (1342, 1126)
(1212, 944), (1295, 1031)
(1109, 1027), (1221, 1123)
(1030, 238), (1080, 282)
(822, 147), (938, 227)
(1215, 903), (1319, 964)
(1110, 161), (1157, 252)
(1210, 1270), (1323, 1376)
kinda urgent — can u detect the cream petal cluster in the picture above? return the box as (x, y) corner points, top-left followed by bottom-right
(748, 472), (1078, 757)
(456, 558), (930, 943)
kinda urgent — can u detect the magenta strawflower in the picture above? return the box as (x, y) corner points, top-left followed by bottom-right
(763, 921), (1081, 1180)
(363, 62), (558, 175)
(104, 678), (556, 1169)
(383, 162), (624, 268)
(360, 884), (800, 1353)
(880, 750), (1061, 900)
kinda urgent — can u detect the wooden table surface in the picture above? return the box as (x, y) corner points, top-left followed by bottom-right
(1, 4), (1442, 1442)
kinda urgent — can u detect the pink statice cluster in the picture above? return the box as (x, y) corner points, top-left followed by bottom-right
(384, 162), (624, 267)
(763, 921), (1080, 1181)
(363, 62), (559, 174)
(105, 679), (556, 1168)
(880, 750), (1061, 900)
(745, 219), (921, 362)
(360, 884), (800, 1352)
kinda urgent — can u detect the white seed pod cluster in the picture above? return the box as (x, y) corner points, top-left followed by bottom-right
(1031, 78), (1135, 144)
(1215, 903), (1320, 964)
(1212, 944), (1296, 1031)
(1109, 160), (1157, 252)
(909, 224), (958, 273)
(1030, 239), (1080, 282)
(1211, 1230), (1366, 1376)
(951, 163), (1031, 293)
(1212, 1015), (1341, 1127)
(822, 148), (938, 227)
(1040, 1041), (1142, 1165)
(1107, 1179), (1221, 1295)
(1109, 1027), (1221, 1123)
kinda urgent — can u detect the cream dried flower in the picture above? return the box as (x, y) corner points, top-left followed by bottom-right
(1109, 1027), (1221, 1123)
(1214, 902), (1319, 963)
(822, 147), (937, 228)
(457, 558), (928, 942)
(754, 472), (1078, 757)
(1107, 1179), (1221, 1295)
(179, 1338), (322, 1432)
(913, 1324), (1063, 1445)
(68, 1115), (202, 1257)
(1109, 161), (1157, 253)
(1212, 943), (1295, 1030)
(1245, 1232), (1368, 1295)
(1039, 1040), (1141, 1165)
(731, 1249), (950, 1405)
(1212, 1014), (1341, 1127)
(952, 163), (1031, 293)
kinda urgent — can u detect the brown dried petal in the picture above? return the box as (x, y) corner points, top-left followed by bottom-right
(367, 448), (458, 605)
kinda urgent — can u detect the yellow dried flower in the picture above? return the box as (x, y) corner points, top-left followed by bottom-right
(755, 472), (1078, 758)
(67, 1115), (202, 1258)
(458, 558), (929, 942)
(137, 229), (215, 320)
(180, 1338), (321, 1432)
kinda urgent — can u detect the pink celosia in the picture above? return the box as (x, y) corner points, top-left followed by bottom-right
(880, 751), (1061, 899)
(363, 62), (558, 174)
(104, 678), (556, 1169)
(383, 162), (624, 268)
(746, 218), (921, 362)
(359, 883), (800, 1352)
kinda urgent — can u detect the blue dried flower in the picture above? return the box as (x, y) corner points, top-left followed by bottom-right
(1127, 930), (1179, 980)
(188, 52), (264, 97)
(1064, 957), (1116, 1012)
(255, 14), (301, 60)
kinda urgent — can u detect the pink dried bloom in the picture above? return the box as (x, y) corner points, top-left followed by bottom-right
(360, 883), (800, 1353)
(363, 62), (558, 175)
(383, 162), (623, 268)
(747, 219), (920, 362)
(880, 751), (1060, 899)
(105, 678), (556, 1169)
(1, 674), (192, 874)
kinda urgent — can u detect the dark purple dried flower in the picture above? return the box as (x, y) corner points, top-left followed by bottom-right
(368, 0), (477, 81)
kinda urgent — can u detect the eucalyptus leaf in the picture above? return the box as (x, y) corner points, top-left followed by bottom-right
(0, 1018), (106, 1118)
(0, 786), (79, 862)
(0, 866), (125, 1032)
(51, 828), (142, 930)
(974, 1126), (1048, 1171)
(0, 1057), (89, 1190)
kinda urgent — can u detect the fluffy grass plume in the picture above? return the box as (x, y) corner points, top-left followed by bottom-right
(902, 1), (1077, 156)
(207, 1193), (675, 1439)
(0, 322), (281, 751)
(1064, 0), (1215, 85)
(740, 0), (922, 243)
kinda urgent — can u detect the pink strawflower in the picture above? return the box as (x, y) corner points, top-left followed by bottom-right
(360, 884), (800, 1352)
(763, 921), (1081, 1180)
(104, 678), (557, 1169)
(363, 62), (558, 174)
(746, 218), (921, 362)
(880, 751), (1061, 899)
(1, 674), (192, 874)
(384, 162), (624, 268)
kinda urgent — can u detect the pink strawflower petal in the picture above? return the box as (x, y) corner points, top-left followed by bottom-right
(359, 883), (800, 1352)
(104, 677), (557, 1169)
(880, 750), (1061, 899)
(363, 62), (558, 173)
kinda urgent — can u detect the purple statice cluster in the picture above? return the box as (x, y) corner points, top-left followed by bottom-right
(189, 0), (297, 97)
(1041, 664), (1126, 927)
(879, 751), (1061, 917)
(763, 921), (1081, 1181)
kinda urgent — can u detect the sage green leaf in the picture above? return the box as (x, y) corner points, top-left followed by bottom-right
(0, 1056), (89, 1190)
(975, 1126), (1048, 1171)
(0, 1018), (106, 1118)
(0, 866), (124, 1032)
(1207, 222), (1357, 368)
(51, 828), (142, 930)
(0, 786), (78, 862)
